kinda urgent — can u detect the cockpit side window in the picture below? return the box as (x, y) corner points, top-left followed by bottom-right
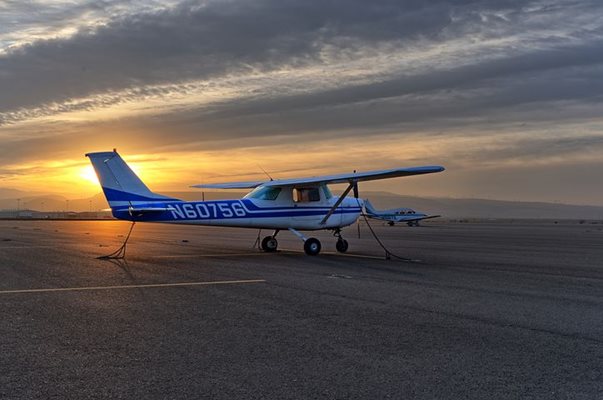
(293, 187), (321, 202)
(245, 186), (281, 200)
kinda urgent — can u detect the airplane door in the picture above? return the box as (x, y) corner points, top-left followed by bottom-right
(291, 187), (339, 227)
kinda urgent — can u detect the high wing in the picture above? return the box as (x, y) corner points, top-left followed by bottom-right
(192, 180), (266, 189)
(192, 166), (444, 189)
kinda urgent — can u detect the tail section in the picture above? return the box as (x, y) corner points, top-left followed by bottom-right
(86, 150), (178, 210)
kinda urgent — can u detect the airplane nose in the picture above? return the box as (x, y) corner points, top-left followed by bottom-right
(346, 197), (363, 208)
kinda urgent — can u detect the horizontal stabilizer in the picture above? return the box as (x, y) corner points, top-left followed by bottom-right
(129, 207), (172, 213)
(124, 206), (173, 217)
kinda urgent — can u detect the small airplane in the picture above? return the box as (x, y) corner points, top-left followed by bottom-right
(364, 199), (440, 227)
(86, 150), (444, 257)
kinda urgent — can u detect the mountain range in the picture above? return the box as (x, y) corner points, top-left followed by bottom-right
(1, 189), (602, 220)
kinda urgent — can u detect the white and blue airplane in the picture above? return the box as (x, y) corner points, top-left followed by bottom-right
(364, 200), (440, 227)
(86, 150), (444, 256)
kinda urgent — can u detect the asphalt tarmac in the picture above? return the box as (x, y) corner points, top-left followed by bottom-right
(1, 219), (602, 399)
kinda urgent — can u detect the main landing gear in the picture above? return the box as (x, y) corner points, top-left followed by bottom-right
(288, 228), (322, 256)
(304, 238), (322, 256)
(260, 230), (279, 252)
(259, 228), (350, 256)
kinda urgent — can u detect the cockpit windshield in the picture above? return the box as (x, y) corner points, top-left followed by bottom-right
(244, 186), (281, 200)
(322, 185), (333, 200)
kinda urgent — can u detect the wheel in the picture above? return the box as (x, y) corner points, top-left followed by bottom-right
(335, 239), (349, 253)
(388, 221), (395, 226)
(261, 236), (278, 252)
(303, 238), (321, 256)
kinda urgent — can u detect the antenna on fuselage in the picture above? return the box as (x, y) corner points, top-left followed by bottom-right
(257, 164), (274, 181)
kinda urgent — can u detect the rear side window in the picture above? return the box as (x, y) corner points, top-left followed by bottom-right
(293, 187), (321, 202)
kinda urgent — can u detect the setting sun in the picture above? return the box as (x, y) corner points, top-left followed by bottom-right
(79, 165), (100, 185)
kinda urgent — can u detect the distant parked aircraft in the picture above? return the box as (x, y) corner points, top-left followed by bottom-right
(364, 199), (440, 226)
(87, 150), (444, 256)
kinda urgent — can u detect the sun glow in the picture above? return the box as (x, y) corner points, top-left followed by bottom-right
(79, 165), (100, 185)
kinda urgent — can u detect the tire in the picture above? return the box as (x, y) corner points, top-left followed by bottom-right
(388, 221), (395, 226)
(261, 236), (278, 252)
(335, 239), (349, 253)
(304, 238), (321, 256)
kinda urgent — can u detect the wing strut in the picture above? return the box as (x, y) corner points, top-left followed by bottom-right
(320, 180), (358, 225)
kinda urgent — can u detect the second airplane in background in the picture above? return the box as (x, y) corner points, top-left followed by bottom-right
(364, 200), (440, 226)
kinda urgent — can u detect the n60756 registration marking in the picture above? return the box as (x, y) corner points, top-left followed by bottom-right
(168, 202), (246, 219)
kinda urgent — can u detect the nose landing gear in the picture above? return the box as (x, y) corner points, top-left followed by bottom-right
(335, 238), (349, 253)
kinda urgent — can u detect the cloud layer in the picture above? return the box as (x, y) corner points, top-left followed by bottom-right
(1, 0), (603, 204)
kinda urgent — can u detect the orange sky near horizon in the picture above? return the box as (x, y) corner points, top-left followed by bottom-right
(1, 136), (452, 199)
(2, 125), (601, 206)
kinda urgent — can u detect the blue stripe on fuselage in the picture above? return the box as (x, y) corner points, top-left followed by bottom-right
(110, 199), (361, 222)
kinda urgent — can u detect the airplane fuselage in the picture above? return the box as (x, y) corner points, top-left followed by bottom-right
(376, 212), (428, 223)
(111, 196), (362, 230)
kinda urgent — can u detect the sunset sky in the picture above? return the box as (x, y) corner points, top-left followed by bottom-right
(1, 0), (602, 204)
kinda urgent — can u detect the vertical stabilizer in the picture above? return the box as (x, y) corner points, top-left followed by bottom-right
(86, 150), (176, 209)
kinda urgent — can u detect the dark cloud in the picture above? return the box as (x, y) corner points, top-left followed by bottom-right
(1, 0), (602, 136)
(0, 0), (538, 112)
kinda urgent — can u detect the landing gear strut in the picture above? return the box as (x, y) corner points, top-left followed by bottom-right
(260, 230), (279, 252)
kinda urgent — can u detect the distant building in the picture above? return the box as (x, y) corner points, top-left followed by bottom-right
(0, 210), (113, 219)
